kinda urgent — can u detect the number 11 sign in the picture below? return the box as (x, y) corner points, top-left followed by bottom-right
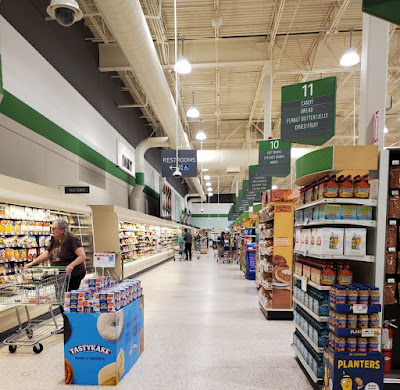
(281, 76), (336, 146)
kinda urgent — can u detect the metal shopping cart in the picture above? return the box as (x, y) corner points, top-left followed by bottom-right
(173, 245), (183, 261)
(217, 239), (231, 263)
(0, 266), (69, 354)
(194, 235), (201, 259)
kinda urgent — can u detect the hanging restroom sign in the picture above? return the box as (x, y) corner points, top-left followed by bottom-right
(281, 76), (336, 146)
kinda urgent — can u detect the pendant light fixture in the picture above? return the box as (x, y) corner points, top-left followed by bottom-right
(195, 130), (207, 141)
(208, 193), (213, 197)
(207, 187), (213, 192)
(174, 38), (192, 74)
(206, 182), (211, 187)
(340, 28), (360, 67)
(187, 91), (200, 118)
(204, 175), (211, 181)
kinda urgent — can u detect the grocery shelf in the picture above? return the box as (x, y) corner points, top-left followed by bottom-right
(293, 273), (331, 291)
(385, 370), (400, 384)
(292, 344), (321, 383)
(260, 278), (273, 291)
(293, 297), (329, 322)
(295, 198), (377, 211)
(294, 323), (324, 353)
(294, 219), (376, 228)
(293, 250), (375, 263)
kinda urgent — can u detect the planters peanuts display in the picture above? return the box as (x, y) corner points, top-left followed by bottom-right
(63, 278), (144, 385)
(323, 348), (384, 390)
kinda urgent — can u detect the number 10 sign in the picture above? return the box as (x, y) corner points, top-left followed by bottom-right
(281, 76), (336, 146)
(258, 139), (291, 177)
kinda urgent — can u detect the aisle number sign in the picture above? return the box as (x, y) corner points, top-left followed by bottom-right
(281, 76), (336, 145)
(258, 139), (291, 177)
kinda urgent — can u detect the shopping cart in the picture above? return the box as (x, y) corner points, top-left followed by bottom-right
(217, 239), (231, 263)
(173, 245), (183, 261)
(194, 236), (201, 259)
(0, 266), (69, 354)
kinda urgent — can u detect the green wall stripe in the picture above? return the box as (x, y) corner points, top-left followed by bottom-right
(191, 214), (229, 218)
(143, 185), (160, 200)
(136, 172), (145, 186)
(0, 90), (136, 186)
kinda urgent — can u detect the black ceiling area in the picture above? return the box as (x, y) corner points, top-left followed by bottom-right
(0, 0), (189, 197)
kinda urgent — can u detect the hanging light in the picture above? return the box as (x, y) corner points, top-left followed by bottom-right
(340, 28), (360, 67)
(384, 126), (389, 134)
(187, 92), (200, 118)
(201, 168), (209, 172)
(206, 182), (211, 187)
(204, 175), (211, 180)
(174, 38), (192, 74)
(207, 187), (213, 192)
(272, 185), (278, 190)
(208, 193), (213, 197)
(196, 130), (207, 140)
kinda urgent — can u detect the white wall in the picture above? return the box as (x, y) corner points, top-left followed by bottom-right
(190, 217), (230, 230)
(191, 203), (232, 215)
(0, 16), (162, 210)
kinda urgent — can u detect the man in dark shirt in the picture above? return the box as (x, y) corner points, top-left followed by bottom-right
(183, 228), (193, 261)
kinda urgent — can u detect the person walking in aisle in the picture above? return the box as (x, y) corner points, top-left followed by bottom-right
(183, 228), (193, 261)
(178, 229), (185, 259)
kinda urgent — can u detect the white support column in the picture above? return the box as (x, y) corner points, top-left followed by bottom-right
(358, 14), (389, 150)
(264, 70), (272, 140)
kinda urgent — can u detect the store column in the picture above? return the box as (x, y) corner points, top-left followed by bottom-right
(358, 13), (389, 150)
(263, 64), (272, 140)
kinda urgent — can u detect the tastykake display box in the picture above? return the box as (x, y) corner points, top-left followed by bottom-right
(323, 348), (383, 390)
(64, 296), (144, 385)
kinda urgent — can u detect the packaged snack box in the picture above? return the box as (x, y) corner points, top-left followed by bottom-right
(356, 205), (373, 220)
(341, 205), (357, 220)
(344, 228), (367, 257)
(314, 228), (344, 256)
(319, 204), (341, 220)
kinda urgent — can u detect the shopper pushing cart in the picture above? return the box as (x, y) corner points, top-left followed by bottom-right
(0, 266), (70, 354)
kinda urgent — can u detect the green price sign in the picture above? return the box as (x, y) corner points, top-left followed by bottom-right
(281, 76), (336, 146)
(363, 0), (400, 26)
(258, 139), (291, 177)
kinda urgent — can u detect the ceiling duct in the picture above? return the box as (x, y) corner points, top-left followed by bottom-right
(93, 0), (205, 201)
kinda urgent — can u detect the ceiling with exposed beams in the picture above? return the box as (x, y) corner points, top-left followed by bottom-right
(76, 0), (400, 195)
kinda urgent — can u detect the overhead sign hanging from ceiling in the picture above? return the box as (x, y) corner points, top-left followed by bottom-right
(281, 76), (336, 146)
(248, 165), (272, 201)
(161, 150), (198, 177)
(258, 139), (291, 177)
(363, 0), (400, 26)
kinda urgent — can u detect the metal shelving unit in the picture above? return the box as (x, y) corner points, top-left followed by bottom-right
(291, 344), (321, 383)
(293, 323), (324, 353)
(292, 273), (331, 291)
(293, 297), (329, 322)
(293, 249), (375, 263)
(295, 198), (378, 211)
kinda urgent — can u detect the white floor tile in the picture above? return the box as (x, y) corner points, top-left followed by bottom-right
(0, 249), (313, 389)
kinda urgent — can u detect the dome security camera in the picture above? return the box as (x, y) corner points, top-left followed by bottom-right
(172, 170), (182, 178)
(47, 0), (83, 27)
(201, 208), (204, 213)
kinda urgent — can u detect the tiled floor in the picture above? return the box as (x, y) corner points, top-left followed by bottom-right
(0, 249), (313, 389)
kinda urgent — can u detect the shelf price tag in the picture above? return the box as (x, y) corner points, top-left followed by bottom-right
(388, 247), (396, 252)
(352, 304), (368, 314)
(391, 190), (399, 196)
(361, 328), (381, 337)
(392, 160), (400, 166)
(93, 253), (116, 268)
(389, 220), (397, 226)
(301, 276), (308, 292)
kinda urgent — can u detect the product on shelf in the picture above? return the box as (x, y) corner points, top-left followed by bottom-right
(64, 277), (143, 313)
(384, 279), (397, 305)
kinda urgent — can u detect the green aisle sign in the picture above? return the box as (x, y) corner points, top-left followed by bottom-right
(281, 76), (336, 145)
(248, 165), (272, 202)
(259, 139), (291, 177)
(363, 0), (400, 26)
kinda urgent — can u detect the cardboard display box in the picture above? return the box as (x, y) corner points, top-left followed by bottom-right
(64, 297), (144, 385)
(323, 348), (383, 390)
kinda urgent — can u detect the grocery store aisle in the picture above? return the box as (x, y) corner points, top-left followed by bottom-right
(0, 249), (312, 390)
